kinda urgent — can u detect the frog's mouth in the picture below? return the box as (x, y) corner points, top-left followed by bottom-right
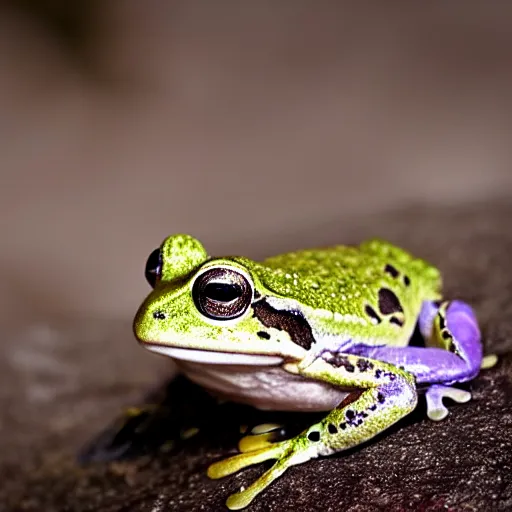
(145, 344), (284, 366)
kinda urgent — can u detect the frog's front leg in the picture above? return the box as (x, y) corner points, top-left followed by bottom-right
(208, 355), (417, 510)
(356, 300), (484, 420)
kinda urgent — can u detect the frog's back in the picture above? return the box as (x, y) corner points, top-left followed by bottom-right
(245, 239), (442, 345)
(260, 239), (440, 294)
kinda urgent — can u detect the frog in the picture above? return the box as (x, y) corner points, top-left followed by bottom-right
(133, 234), (494, 510)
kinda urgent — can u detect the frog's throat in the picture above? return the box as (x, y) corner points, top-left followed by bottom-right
(146, 345), (284, 366)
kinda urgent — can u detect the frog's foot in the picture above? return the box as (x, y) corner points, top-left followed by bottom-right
(208, 437), (309, 510)
(209, 370), (417, 510)
(238, 424), (284, 453)
(481, 354), (498, 370)
(425, 384), (471, 421)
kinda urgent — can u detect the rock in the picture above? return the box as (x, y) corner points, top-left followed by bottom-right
(1, 201), (511, 511)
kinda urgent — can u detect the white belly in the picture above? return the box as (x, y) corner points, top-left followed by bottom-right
(176, 361), (348, 412)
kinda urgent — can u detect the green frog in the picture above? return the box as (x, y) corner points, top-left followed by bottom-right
(133, 234), (492, 510)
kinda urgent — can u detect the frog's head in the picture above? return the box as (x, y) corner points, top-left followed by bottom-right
(134, 235), (307, 366)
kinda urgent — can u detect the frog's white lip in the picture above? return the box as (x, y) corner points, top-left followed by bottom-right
(145, 345), (284, 366)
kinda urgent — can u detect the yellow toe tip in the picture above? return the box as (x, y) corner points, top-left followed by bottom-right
(481, 354), (498, 370)
(428, 409), (448, 422)
(226, 492), (252, 510)
(207, 464), (224, 480)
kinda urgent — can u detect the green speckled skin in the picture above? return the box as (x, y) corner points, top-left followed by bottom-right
(236, 238), (442, 346)
(133, 235), (483, 510)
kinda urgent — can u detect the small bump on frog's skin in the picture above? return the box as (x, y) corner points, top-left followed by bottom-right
(133, 234), (494, 510)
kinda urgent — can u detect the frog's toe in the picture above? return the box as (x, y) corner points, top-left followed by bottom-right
(426, 384), (471, 422)
(212, 439), (309, 510)
(426, 403), (449, 421)
(224, 457), (291, 510)
(207, 441), (288, 479)
(238, 431), (280, 453)
(250, 422), (284, 435)
(481, 354), (498, 370)
(237, 423), (284, 453)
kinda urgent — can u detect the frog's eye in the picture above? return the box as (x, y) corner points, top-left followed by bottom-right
(145, 248), (162, 288)
(192, 267), (253, 320)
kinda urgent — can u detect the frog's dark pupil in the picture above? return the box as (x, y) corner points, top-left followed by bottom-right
(205, 282), (242, 302)
(145, 248), (162, 288)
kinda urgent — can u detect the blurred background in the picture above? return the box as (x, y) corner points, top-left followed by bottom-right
(1, 0), (512, 485)
(2, 1), (512, 325)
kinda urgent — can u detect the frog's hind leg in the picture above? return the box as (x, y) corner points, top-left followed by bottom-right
(209, 357), (418, 510)
(357, 300), (483, 421)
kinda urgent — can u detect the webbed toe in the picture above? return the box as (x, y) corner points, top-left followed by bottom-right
(425, 384), (471, 421)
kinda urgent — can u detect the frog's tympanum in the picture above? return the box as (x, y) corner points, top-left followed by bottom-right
(134, 235), (491, 510)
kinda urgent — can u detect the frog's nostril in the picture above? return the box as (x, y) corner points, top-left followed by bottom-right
(153, 311), (167, 320)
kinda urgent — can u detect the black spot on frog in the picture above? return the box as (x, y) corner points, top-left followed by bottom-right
(378, 288), (403, 315)
(384, 264), (400, 278)
(365, 305), (382, 324)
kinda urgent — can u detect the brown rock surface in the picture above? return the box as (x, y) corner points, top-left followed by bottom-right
(1, 202), (511, 512)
